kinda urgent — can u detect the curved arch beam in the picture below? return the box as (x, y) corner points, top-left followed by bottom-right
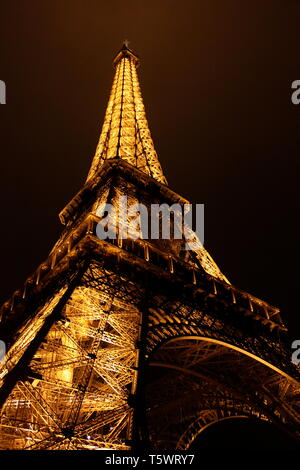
(149, 335), (298, 384)
(177, 414), (262, 450)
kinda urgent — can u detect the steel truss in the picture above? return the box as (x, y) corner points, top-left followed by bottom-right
(0, 44), (299, 450)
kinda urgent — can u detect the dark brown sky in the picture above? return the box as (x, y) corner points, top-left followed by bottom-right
(0, 0), (299, 336)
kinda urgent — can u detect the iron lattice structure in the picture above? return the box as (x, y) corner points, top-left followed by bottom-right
(0, 45), (299, 450)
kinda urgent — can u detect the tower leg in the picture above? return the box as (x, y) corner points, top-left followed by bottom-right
(0, 261), (88, 410)
(128, 307), (150, 451)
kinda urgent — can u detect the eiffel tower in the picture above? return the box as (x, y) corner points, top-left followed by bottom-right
(0, 44), (299, 451)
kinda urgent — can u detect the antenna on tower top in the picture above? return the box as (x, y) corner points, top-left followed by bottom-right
(113, 41), (140, 67)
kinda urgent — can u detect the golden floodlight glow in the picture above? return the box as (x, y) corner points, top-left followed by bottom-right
(87, 44), (167, 185)
(0, 44), (298, 451)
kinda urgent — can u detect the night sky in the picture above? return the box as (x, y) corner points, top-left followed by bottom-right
(0, 0), (299, 340)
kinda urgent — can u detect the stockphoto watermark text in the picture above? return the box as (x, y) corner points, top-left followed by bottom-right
(95, 197), (204, 250)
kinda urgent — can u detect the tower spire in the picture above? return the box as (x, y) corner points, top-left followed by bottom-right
(87, 45), (167, 184)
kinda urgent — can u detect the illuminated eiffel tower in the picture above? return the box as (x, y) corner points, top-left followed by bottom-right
(0, 44), (299, 450)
